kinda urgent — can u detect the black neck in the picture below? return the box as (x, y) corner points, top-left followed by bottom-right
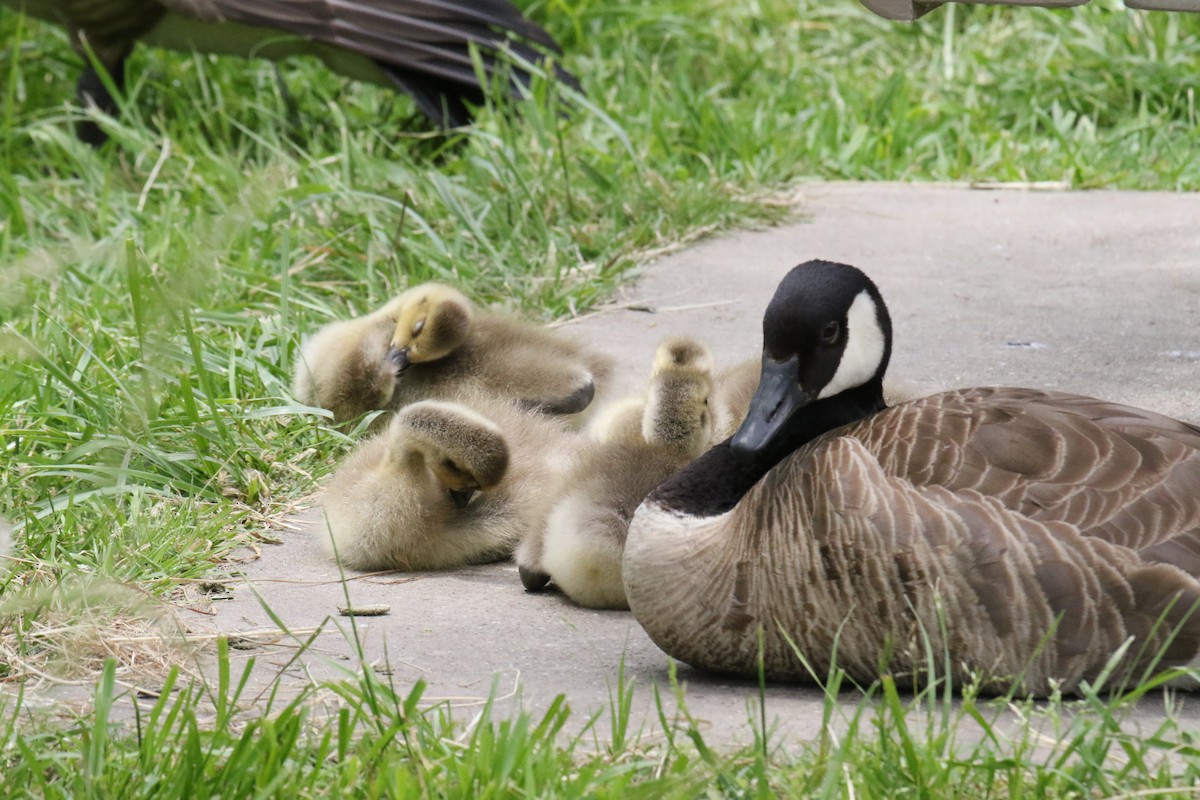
(649, 380), (886, 517)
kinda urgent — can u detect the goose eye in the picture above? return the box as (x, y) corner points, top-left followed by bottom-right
(821, 321), (840, 345)
(412, 319), (425, 337)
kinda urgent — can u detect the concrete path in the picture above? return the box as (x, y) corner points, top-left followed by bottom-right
(202, 182), (1200, 748)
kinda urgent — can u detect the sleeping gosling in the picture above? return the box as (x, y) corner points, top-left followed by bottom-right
(292, 283), (612, 426)
(516, 337), (716, 608)
(319, 391), (578, 571)
(588, 347), (759, 446)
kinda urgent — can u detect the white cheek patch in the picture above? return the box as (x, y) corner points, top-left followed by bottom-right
(817, 290), (885, 400)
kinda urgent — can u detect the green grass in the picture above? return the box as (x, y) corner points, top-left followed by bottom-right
(1, 0), (1199, 793)
(3, 646), (1200, 798)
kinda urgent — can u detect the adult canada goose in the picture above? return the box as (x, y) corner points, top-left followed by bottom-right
(320, 390), (577, 570)
(292, 282), (612, 426)
(624, 259), (1200, 696)
(3, 0), (573, 145)
(517, 337), (719, 608)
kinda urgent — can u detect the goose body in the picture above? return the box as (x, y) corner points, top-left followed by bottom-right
(293, 283), (611, 426)
(320, 390), (577, 571)
(624, 260), (1200, 696)
(4, 0), (572, 143)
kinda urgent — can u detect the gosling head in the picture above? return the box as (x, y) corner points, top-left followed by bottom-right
(388, 284), (475, 372)
(389, 401), (510, 510)
(643, 337), (715, 457)
(731, 260), (892, 457)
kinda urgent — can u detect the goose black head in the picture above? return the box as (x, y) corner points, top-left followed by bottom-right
(731, 260), (892, 458)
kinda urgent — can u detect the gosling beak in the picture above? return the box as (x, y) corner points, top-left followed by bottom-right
(448, 487), (477, 510)
(730, 355), (811, 458)
(388, 346), (411, 375)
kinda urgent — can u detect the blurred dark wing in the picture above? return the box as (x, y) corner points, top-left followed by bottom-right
(182, 0), (574, 124)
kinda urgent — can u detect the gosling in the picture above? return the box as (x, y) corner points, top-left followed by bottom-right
(319, 390), (579, 571)
(516, 337), (718, 608)
(293, 283), (612, 426)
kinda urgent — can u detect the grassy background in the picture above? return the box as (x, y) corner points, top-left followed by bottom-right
(1, 0), (1196, 592)
(1, 0), (1199, 792)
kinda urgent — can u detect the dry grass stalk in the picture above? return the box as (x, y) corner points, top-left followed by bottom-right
(0, 576), (202, 693)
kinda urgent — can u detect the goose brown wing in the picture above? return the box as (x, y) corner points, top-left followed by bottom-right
(848, 387), (1200, 561)
(769, 434), (1200, 690)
